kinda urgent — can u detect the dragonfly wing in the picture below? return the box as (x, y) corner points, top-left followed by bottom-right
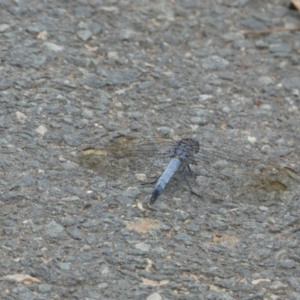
(189, 154), (298, 203)
(78, 134), (176, 180)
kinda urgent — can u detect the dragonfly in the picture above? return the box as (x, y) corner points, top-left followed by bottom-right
(78, 131), (299, 205)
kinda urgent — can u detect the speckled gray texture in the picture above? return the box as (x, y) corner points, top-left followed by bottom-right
(0, 0), (300, 299)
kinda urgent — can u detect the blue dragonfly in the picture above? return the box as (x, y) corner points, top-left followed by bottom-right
(78, 131), (299, 205)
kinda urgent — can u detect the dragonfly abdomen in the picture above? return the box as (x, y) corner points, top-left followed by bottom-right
(150, 157), (181, 205)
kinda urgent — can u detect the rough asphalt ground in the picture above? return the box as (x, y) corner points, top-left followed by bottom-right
(1, 0), (300, 299)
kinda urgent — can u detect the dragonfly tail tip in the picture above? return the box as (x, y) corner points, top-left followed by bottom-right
(149, 189), (161, 205)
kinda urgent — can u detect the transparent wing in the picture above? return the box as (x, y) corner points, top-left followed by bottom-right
(77, 134), (176, 180)
(187, 131), (300, 203)
(189, 159), (299, 203)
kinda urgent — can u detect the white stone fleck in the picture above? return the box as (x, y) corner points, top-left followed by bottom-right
(0, 24), (10, 32)
(252, 278), (271, 285)
(136, 202), (145, 212)
(43, 42), (64, 52)
(135, 242), (150, 252)
(198, 94), (213, 102)
(135, 173), (147, 181)
(37, 31), (48, 40)
(16, 111), (27, 123)
(247, 136), (257, 144)
(260, 104), (272, 110)
(35, 125), (48, 136)
(147, 292), (162, 300)
(107, 51), (119, 60)
(288, 105), (298, 113)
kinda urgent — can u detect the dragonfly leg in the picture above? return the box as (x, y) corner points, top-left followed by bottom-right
(187, 163), (197, 179)
(146, 202), (159, 211)
(141, 176), (159, 186)
(181, 165), (202, 199)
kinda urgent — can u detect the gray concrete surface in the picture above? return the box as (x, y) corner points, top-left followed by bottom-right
(1, 0), (300, 299)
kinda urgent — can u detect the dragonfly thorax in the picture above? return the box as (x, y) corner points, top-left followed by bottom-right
(169, 138), (199, 161)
